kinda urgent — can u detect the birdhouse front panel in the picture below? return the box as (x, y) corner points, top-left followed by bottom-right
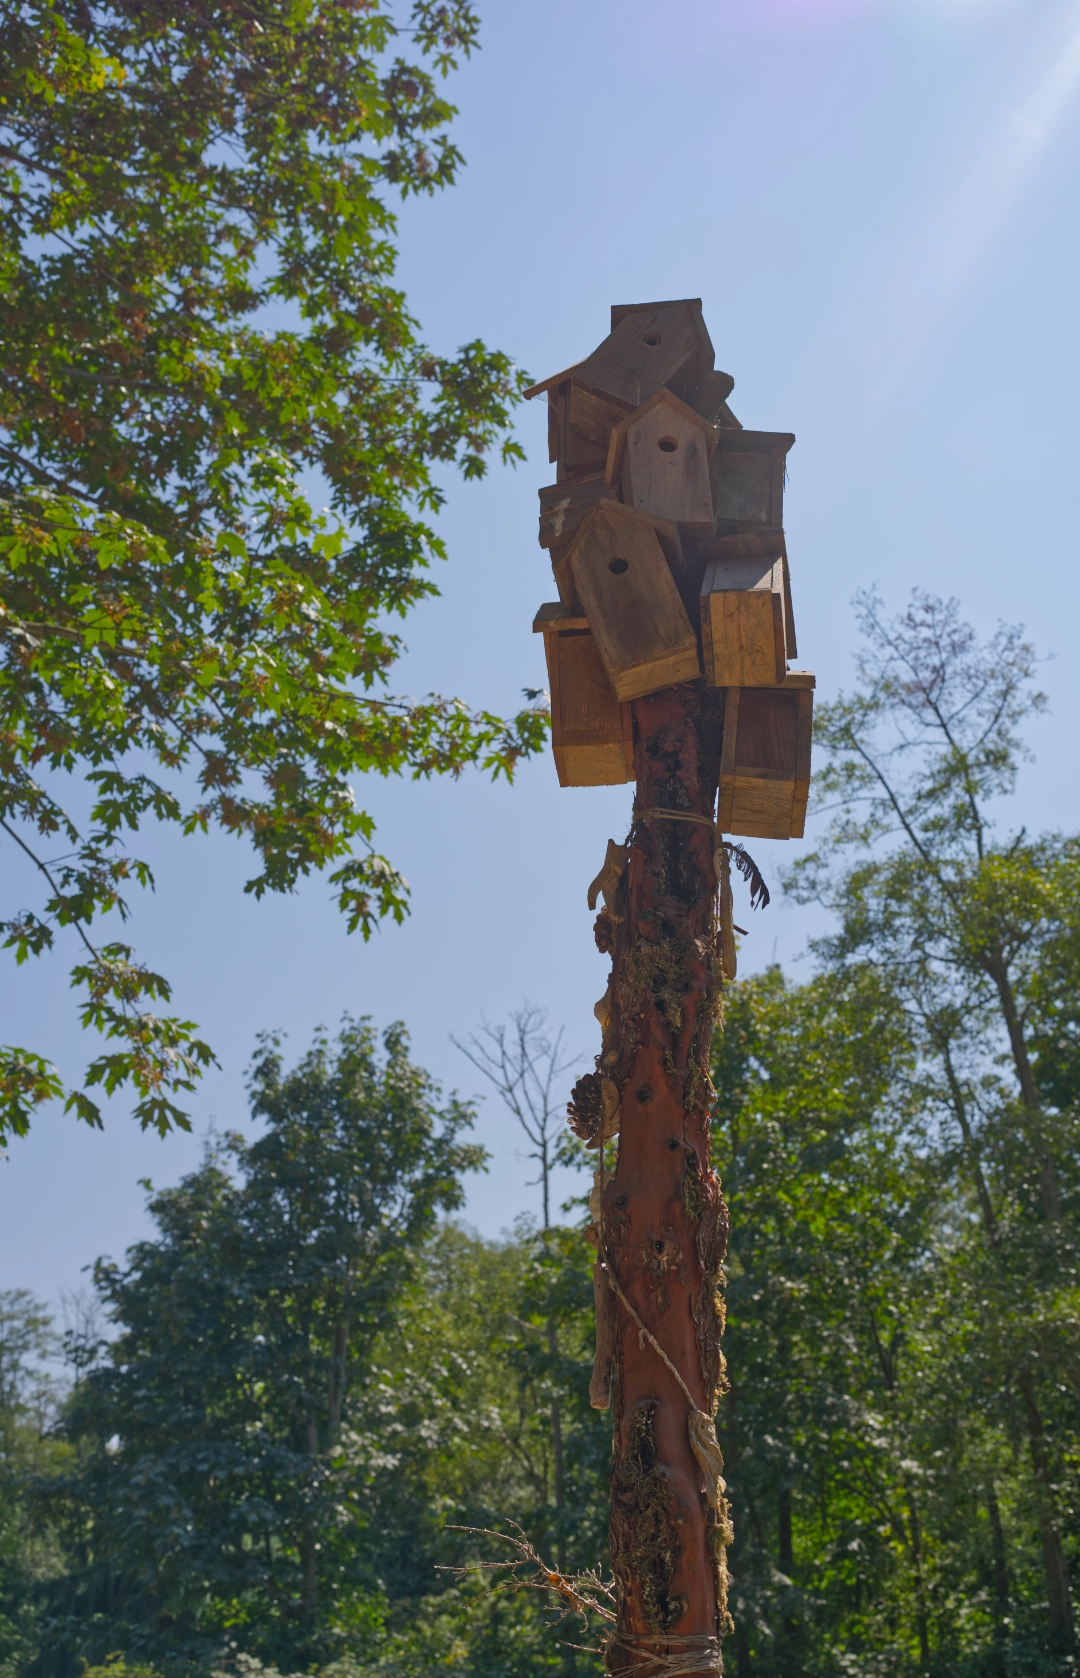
(718, 674), (814, 839)
(613, 391), (716, 530)
(700, 555), (787, 687)
(568, 502), (701, 702)
(534, 603), (633, 787)
(711, 429), (795, 530)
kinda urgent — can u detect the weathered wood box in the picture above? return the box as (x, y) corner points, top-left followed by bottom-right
(533, 603), (633, 787)
(717, 672), (814, 840)
(566, 500), (701, 701)
(606, 389), (716, 530)
(711, 428), (795, 531)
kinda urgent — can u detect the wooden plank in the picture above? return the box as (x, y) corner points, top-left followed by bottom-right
(736, 687), (800, 775)
(567, 502), (700, 702)
(717, 687), (740, 831)
(700, 557), (786, 687)
(569, 383), (631, 449)
(538, 478), (621, 552)
(523, 361), (584, 400)
(533, 601), (588, 632)
(543, 626), (631, 788)
(729, 776), (795, 839)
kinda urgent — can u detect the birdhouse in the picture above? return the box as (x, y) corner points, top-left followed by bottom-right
(606, 389), (716, 530)
(717, 673), (814, 840)
(700, 547), (788, 688)
(534, 603), (633, 787)
(712, 429), (795, 531)
(574, 298), (714, 411)
(523, 300), (734, 489)
(537, 478), (622, 609)
(566, 500), (701, 702)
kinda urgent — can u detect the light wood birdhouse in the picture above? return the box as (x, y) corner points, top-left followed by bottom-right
(566, 501), (701, 702)
(534, 603), (633, 787)
(700, 550), (788, 687)
(712, 428), (795, 531)
(607, 390), (716, 529)
(717, 673), (814, 840)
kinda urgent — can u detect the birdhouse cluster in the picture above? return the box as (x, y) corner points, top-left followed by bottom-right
(530, 298), (813, 841)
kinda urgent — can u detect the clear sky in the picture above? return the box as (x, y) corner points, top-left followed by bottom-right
(4, 0), (1080, 1313)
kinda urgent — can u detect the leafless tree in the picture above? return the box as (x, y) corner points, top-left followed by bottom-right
(453, 1002), (578, 1230)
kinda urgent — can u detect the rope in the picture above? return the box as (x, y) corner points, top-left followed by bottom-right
(634, 805), (716, 831)
(605, 1631), (724, 1676)
(595, 1246), (728, 1523)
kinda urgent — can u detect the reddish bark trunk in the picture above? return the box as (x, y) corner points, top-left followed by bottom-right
(598, 683), (731, 1677)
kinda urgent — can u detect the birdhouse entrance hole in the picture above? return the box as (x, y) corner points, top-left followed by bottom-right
(608, 557), (629, 574)
(643, 332), (662, 346)
(657, 436), (678, 453)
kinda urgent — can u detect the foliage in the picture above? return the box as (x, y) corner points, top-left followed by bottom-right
(35, 1019), (483, 1675)
(0, 0), (546, 1143)
(0, 1292), (69, 1678)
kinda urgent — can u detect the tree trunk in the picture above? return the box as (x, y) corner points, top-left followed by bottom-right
(984, 954), (1062, 1220)
(1017, 1371), (1074, 1649)
(906, 1491), (930, 1672)
(944, 1032), (1074, 1647)
(600, 684), (730, 1677)
(986, 1480), (1009, 1665)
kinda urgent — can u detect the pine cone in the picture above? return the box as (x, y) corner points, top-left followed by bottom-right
(567, 1072), (604, 1143)
(593, 910), (615, 954)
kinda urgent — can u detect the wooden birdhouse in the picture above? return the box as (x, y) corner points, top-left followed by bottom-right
(717, 673), (814, 840)
(537, 478), (622, 609)
(566, 500), (701, 702)
(523, 299), (735, 487)
(606, 389), (716, 530)
(700, 542), (790, 688)
(533, 603), (633, 787)
(712, 429), (795, 531)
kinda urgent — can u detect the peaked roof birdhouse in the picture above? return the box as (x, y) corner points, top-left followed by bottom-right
(566, 501), (700, 702)
(607, 389), (716, 529)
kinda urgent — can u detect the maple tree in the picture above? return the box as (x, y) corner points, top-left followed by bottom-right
(0, 0), (544, 1141)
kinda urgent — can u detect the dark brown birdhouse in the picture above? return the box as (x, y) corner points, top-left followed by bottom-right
(533, 603), (633, 787)
(717, 673), (814, 840)
(574, 298), (715, 411)
(566, 500), (701, 701)
(712, 428), (795, 531)
(607, 389), (716, 529)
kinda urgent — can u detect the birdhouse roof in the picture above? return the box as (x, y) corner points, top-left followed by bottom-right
(523, 299), (716, 410)
(605, 388), (718, 487)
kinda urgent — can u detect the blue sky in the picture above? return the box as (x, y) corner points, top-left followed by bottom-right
(4, 0), (1080, 1310)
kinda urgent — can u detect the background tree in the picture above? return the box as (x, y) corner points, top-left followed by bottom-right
(0, 1291), (69, 1678)
(0, 0), (545, 1144)
(453, 1006), (585, 1570)
(38, 1018), (483, 1675)
(787, 589), (1080, 1662)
